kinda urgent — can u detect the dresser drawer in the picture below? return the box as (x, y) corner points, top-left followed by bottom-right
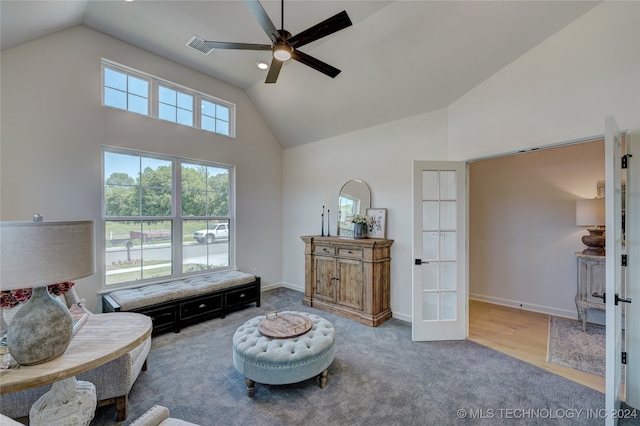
(226, 285), (259, 308)
(314, 245), (335, 256)
(138, 304), (176, 333)
(180, 294), (223, 321)
(338, 247), (363, 259)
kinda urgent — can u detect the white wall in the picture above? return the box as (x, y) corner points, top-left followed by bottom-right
(447, 1), (640, 159)
(0, 26), (284, 311)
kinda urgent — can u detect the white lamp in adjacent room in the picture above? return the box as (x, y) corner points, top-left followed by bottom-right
(575, 198), (606, 256)
(0, 219), (95, 365)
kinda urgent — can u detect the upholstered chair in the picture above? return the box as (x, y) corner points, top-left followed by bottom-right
(0, 287), (152, 422)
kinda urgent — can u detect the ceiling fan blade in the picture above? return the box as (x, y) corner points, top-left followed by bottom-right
(291, 50), (341, 79)
(243, 0), (280, 43)
(287, 10), (352, 49)
(265, 58), (284, 84)
(204, 41), (272, 51)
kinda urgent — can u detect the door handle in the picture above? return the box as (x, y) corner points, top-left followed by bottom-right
(592, 292), (605, 303)
(615, 294), (632, 305)
(415, 259), (429, 265)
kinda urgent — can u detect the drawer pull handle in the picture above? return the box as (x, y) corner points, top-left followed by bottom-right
(348, 250), (352, 253)
(199, 303), (206, 309)
(240, 293), (246, 298)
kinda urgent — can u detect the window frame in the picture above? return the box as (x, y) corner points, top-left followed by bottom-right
(101, 59), (236, 137)
(102, 146), (236, 289)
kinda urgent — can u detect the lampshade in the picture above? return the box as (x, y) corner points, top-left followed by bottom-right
(0, 220), (95, 290)
(0, 220), (95, 365)
(575, 198), (605, 227)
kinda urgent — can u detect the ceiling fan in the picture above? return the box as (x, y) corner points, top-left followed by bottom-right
(195, 0), (352, 84)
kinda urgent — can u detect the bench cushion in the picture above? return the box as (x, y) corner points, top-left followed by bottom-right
(106, 270), (256, 311)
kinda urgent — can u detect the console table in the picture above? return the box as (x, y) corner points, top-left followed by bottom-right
(301, 236), (393, 327)
(1, 312), (152, 424)
(575, 252), (606, 331)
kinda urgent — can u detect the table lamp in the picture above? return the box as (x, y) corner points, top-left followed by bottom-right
(575, 198), (605, 255)
(0, 219), (95, 365)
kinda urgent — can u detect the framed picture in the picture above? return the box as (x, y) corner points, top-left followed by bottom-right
(366, 208), (387, 239)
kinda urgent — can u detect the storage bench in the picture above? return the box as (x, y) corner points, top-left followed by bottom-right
(102, 270), (260, 334)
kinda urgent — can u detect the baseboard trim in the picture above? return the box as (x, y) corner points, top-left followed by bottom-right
(470, 293), (577, 320)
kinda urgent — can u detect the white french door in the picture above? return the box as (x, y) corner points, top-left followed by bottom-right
(605, 115), (628, 425)
(412, 161), (467, 341)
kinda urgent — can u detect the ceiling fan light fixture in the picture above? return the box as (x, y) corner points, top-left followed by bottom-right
(273, 43), (292, 61)
(257, 62), (269, 70)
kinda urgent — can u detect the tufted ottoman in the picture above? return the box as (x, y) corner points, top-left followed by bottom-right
(232, 311), (336, 397)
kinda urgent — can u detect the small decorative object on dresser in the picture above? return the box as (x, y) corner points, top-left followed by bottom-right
(351, 214), (369, 239)
(366, 208), (386, 239)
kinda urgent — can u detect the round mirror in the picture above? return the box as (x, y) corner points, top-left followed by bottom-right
(337, 179), (371, 236)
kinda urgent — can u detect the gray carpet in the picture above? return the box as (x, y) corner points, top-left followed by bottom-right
(90, 288), (639, 426)
(547, 317), (605, 377)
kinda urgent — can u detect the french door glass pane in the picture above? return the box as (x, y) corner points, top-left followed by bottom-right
(440, 170), (456, 199)
(440, 292), (456, 320)
(422, 262), (438, 291)
(440, 262), (456, 290)
(422, 292), (438, 321)
(422, 201), (439, 229)
(422, 231), (439, 260)
(440, 231), (456, 260)
(440, 201), (456, 229)
(422, 171), (439, 199)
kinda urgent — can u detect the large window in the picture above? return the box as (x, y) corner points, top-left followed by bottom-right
(103, 147), (234, 286)
(102, 59), (234, 137)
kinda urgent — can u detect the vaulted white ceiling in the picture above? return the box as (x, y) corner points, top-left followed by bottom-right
(1, 0), (601, 148)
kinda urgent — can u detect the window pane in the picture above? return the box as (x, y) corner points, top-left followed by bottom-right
(422, 292), (438, 321)
(141, 188), (172, 216)
(202, 100), (214, 116)
(105, 220), (172, 284)
(216, 104), (229, 121)
(159, 103), (176, 122)
(422, 171), (438, 199)
(201, 115), (215, 132)
(128, 94), (148, 115)
(440, 170), (456, 200)
(177, 109), (193, 126)
(183, 219), (230, 273)
(216, 119), (229, 136)
(128, 76), (149, 97)
(177, 92), (193, 110)
(104, 87), (127, 110)
(104, 68), (126, 91)
(159, 86), (176, 105)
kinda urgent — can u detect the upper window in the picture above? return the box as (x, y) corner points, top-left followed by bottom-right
(102, 59), (235, 137)
(103, 147), (234, 287)
(103, 67), (150, 115)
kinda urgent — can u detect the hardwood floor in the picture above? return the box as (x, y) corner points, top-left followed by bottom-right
(468, 300), (605, 393)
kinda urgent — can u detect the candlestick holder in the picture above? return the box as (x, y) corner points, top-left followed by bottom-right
(321, 212), (325, 236)
(327, 209), (331, 237)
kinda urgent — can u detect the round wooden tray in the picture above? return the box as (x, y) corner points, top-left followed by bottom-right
(258, 312), (313, 339)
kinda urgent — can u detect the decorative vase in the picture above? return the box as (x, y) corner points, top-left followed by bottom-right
(353, 223), (367, 239)
(7, 286), (73, 365)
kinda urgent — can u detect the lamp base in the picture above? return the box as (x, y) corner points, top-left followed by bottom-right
(7, 287), (73, 365)
(581, 228), (605, 256)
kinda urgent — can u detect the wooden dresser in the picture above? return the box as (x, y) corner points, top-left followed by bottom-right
(301, 236), (393, 327)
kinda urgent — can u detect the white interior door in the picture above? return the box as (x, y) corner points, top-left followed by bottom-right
(412, 161), (467, 341)
(605, 115), (627, 425)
